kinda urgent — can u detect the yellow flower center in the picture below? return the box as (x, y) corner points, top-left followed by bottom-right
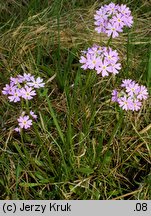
(23, 121), (27, 125)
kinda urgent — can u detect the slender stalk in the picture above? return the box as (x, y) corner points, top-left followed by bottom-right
(25, 99), (30, 113)
(46, 94), (65, 144)
(107, 108), (124, 148)
(106, 34), (113, 47)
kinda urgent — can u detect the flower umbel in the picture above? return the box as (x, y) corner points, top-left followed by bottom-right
(112, 79), (148, 111)
(79, 45), (121, 77)
(94, 3), (133, 38)
(2, 73), (44, 133)
(2, 73), (45, 102)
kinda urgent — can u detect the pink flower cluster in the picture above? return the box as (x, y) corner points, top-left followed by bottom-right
(94, 3), (133, 38)
(2, 73), (45, 102)
(112, 79), (148, 111)
(14, 111), (37, 132)
(2, 73), (45, 133)
(79, 45), (121, 77)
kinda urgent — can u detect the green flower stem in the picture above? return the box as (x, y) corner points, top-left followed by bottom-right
(107, 108), (124, 147)
(106, 34), (113, 47)
(25, 99), (30, 113)
(21, 98), (24, 111)
(33, 123), (58, 176)
(46, 94), (65, 145)
(20, 130), (29, 158)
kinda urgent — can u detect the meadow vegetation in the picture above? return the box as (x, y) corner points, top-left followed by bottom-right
(0, 0), (151, 199)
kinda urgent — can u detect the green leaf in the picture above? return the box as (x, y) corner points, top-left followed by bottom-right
(78, 166), (94, 175)
(103, 151), (112, 165)
(19, 182), (44, 187)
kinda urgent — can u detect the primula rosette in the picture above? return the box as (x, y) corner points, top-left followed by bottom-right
(79, 45), (121, 77)
(111, 79), (148, 111)
(94, 3), (133, 38)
